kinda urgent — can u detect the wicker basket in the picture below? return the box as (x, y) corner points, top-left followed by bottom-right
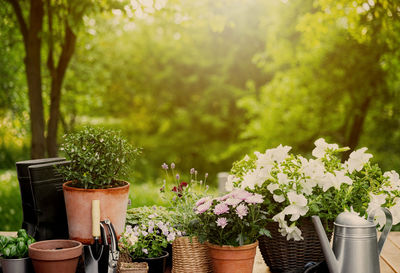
(258, 218), (333, 273)
(118, 253), (149, 273)
(172, 236), (212, 273)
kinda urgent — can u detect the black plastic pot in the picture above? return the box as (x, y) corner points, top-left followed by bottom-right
(0, 257), (34, 273)
(133, 251), (169, 273)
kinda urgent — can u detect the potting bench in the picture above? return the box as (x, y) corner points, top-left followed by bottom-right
(1, 232), (399, 273)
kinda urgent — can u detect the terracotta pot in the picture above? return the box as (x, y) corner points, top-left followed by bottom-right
(63, 181), (130, 244)
(207, 241), (258, 273)
(28, 240), (83, 273)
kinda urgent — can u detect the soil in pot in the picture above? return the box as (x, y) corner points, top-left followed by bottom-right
(28, 239), (83, 273)
(133, 251), (169, 273)
(63, 180), (130, 244)
(207, 241), (258, 273)
(0, 257), (34, 273)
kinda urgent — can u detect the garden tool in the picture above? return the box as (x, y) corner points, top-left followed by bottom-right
(16, 158), (68, 240)
(83, 200), (119, 273)
(312, 207), (392, 273)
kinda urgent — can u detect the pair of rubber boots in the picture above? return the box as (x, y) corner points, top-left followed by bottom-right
(15, 158), (69, 241)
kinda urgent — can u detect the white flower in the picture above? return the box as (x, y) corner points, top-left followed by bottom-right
(240, 169), (266, 190)
(312, 138), (339, 158)
(383, 171), (400, 191)
(367, 193), (388, 227)
(390, 198), (400, 225)
(283, 225), (303, 241)
(273, 194), (285, 203)
(277, 173), (289, 185)
(346, 147), (372, 172)
(267, 183), (279, 193)
(255, 144), (291, 168)
(225, 175), (239, 191)
(282, 192), (308, 221)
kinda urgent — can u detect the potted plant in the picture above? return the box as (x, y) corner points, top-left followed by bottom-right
(160, 163), (212, 273)
(119, 218), (178, 273)
(0, 229), (35, 273)
(58, 126), (141, 244)
(193, 189), (267, 273)
(228, 138), (400, 272)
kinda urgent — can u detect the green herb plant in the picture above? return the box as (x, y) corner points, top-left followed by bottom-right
(58, 127), (141, 189)
(0, 229), (35, 259)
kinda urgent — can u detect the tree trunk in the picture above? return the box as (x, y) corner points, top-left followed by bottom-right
(46, 23), (76, 157)
(342, 96), (372, 160)
(25, 0), (45, 158)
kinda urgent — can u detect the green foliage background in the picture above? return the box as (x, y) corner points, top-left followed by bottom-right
(1, 0), (400, 230)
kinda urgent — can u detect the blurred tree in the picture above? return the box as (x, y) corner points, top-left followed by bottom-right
(240, 0), (400, 165)
(3, 0), (101, 158)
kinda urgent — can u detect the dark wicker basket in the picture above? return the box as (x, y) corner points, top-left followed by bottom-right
(258, 218), (333, 273)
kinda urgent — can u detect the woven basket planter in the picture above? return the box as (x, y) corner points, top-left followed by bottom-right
(258, 218), (333, 273)
(172, 236), (212, 273)
(118, 253), (148, 273)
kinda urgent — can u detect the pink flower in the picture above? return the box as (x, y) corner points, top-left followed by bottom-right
(231, 189), (253, 200)
(196, 197), (210, 207)
(219, 193), (232, 201)
(213, 203), (229, 215)
(236, 204), (248, 219)
(224, 198), (242, 207)
(245, 193), (264, 204)
(216, 217), (228, 229)
(196, 200), (212, 214)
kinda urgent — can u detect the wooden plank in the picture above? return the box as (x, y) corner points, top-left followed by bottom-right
(381, 256), (396, 273)
(0, 231), (17, 237)
(381, 233), (400, 273)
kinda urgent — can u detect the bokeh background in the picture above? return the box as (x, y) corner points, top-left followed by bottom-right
(1, 0), (400, 230)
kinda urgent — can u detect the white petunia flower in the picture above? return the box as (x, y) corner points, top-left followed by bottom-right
(367, 193), (388, 227)
(390, 198), (400, 225)
(345, 147), (372, 173)
(273, 194), (285, 203)
(282, 192), (308, 221)
(241, 169), (267, 190)
(277, 173), (289, 185)
(225, 175), (239, 191)
(383, 171), (400, 191)
(312, 138), (339, 159)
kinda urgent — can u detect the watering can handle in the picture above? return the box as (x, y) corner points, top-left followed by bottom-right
(368, 207), (393, 255)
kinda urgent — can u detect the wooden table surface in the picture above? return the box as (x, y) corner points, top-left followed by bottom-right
(1, 232), (399, 272)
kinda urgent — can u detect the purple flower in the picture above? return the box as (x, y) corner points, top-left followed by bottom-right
(216, 217), (228, 229)
(190, 168), (195, 175)
(142, 248), (148, 255)
(205, 173), (208, 178)
(125, 225), (133, 234)
(141, 230), (148, 236)
(219, 193), (232, 201)
(245, 193), (264, 204)
(176, 174), (180, 180)
(196, 200), (212, 214)
(171, 162), (175, 169)
(213, 203), (229, 215)
(236, 204), (248, 219)
(224, 198), (242, 207)
(231, 189), (253, 200)
(162, 163), (168, 170)
(196, 197), (210, 207)
(167, 232), (176, 242)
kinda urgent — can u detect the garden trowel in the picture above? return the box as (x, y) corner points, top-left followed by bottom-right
(83, 200), (119, 273)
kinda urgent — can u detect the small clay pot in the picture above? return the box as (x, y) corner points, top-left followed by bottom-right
(207, 241), (258, 273)
(28, 240), (83, 273)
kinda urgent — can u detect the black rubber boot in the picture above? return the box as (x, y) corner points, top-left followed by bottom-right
(28, 161), (70, 240)
(15, 158), (65, 237)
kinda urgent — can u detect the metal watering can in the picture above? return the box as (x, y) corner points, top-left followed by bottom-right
(312, 208), (392, 273)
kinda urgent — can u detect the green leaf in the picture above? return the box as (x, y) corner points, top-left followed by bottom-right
(259, 228), (271, 238)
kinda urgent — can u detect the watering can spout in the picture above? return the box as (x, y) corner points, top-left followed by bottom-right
(312, 216), (340, 273)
